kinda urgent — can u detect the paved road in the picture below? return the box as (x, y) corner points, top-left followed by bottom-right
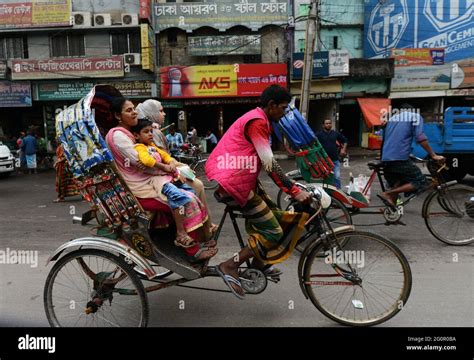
(0, 155), (473, 327)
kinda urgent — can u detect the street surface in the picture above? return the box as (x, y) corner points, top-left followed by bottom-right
(0, 151), (473, 327)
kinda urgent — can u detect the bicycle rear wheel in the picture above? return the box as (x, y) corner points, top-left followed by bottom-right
(193, 161), (218, 190)
(424, 184), (474, 245)
(44, 249), (149, 327)
(302, 230), (412, 326)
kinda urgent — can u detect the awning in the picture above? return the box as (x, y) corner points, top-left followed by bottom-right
(357, 98), (391, 127)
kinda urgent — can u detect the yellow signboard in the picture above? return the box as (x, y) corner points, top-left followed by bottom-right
(141, 24), (155, 73)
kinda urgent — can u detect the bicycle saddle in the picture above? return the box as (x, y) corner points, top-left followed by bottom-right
(367, 160), (384, 170)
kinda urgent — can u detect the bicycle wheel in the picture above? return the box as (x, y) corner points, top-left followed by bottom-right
(302, 230), (412, 326)
(44, 249), (149, 327)
(193, 161), (218, 190)
(424, 184), (474, 245)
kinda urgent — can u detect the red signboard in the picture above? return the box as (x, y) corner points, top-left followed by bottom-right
(12, 56), (124, 80)
(140, 0), (152, 23)
(237, 63), (287, 96)
(160, 63), (287, 99)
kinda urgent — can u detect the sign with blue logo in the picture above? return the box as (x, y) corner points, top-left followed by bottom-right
(364, 0), (474, 62)
(292, 51), (329, 79)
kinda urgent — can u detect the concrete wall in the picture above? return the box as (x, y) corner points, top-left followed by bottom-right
(294, 28), (363, 58)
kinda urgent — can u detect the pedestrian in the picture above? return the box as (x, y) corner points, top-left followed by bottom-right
(16, 131), (26, 169)
(21, 130), (38, 174)
(378, 103), (445, 209)
(315, 119), (348, 189)
(204, 130), (218, 153)
(53, 144), (79, 202)
(186, 126), (198, 145)
(166, 127), (184, 156)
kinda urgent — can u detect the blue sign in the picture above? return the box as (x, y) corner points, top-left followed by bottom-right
(364, 0), (474, 62)
(292, 52), (329, 79)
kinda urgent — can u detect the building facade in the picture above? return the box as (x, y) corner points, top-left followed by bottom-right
(0, 0), (155, 147)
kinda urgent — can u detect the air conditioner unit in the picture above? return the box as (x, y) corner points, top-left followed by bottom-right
(121, 13), (139, 26)
(71, 12), (92, 27)
(124, 53), (141, 66)
(94, 13), (112, 26)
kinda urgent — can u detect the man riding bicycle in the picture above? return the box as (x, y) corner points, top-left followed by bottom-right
(378, 103), (445, 209)
(205, 85), (312, 299)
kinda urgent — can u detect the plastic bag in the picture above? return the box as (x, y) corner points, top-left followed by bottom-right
(353, 174), (371, 201)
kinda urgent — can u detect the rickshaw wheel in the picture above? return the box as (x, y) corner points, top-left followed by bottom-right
(44, 249), (149, 327)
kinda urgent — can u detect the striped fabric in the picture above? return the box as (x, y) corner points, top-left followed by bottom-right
(216, 183), (308, 264)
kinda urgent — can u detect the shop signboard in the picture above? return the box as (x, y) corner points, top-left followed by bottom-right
(141, 24), (155, 72)
(0, 0), (71, 28)
(36, 80), (154, 100)
(188, 35), (261, 56)
(451, 60), (474, 89)
(292, 52), (329, 79)
(391, 64), (451, 91)
(154, 0), (288, 32)
(160, 63), (287, 99)
(12, 56), (124, 80)
(391, 48), (445, 67)
(0, 81), (32, 107)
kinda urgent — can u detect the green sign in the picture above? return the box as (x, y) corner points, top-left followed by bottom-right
(37, 82), (95, 100)
(36, 81), (154, 100)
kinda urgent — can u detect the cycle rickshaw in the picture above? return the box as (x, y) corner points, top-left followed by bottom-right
(44, 86), (412, 327)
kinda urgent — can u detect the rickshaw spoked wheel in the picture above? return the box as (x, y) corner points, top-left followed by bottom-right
(44, 249), (149, 327)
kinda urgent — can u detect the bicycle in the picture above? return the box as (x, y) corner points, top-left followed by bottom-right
(173, 143), (218, 190)
(278, 157), (474, 246)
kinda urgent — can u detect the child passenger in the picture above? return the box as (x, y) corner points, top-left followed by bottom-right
(131, 118), (217, 261)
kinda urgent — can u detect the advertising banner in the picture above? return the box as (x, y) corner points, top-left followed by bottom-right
(391, 64), (451, 91)
(188, 35), (261, 56)
(451, 60), (474, 89)
(364, 0), (474, 62)
(160, 63), (287, 99)
(329, 49), (350, 76)
(141, 24), (155, 72)
(392, 48), (445, 67)
(12, 56), (124, 80)
(154, 0), (289, 32)
(0, 81), (32, 107)
(292, 52), (329, 79)
(0, 0), (71, 28)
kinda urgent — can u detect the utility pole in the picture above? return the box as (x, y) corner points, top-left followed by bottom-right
(299, 0), (319, 121)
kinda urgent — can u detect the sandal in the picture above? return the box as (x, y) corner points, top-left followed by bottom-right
(174, 234), (197, 249)
(190, 247), (218, 263)
(200, 239), (217, 248)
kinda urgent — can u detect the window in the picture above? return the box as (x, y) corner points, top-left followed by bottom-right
(0, 37), (28, 59)
(324, 36), (340, 50)
(243, 54), (261, 63)
(354, 35), (362, 50)
(298, 38), (305, 53)
(111, 32), (140, 54)
(50, 34), (85, 57)
(299, 4), (310, 16)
